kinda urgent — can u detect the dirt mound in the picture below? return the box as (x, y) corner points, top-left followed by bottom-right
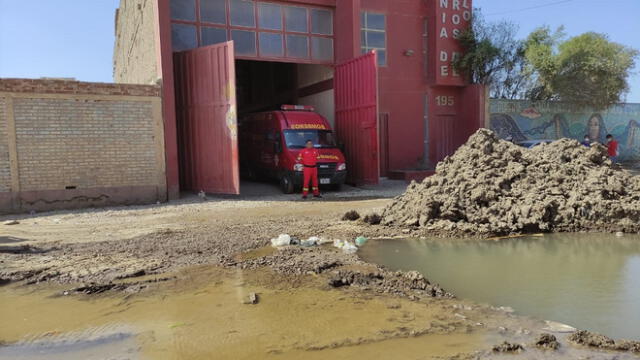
(492, 341), (524, 353)
(533, 333), (560, 350)
(342, 210), (361, 221)
(382, 129), (640, 235)
(327, 269), (452, 298)
(568, 330), (640, 352)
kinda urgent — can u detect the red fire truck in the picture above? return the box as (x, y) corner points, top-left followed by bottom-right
(239, 105), (347, 193)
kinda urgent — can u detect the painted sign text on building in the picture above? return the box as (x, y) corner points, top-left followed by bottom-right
(428, 0), (471, 86)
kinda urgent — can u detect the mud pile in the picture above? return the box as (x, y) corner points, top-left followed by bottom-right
(382, 129), (640, 235)
(568, 330), (640, 352)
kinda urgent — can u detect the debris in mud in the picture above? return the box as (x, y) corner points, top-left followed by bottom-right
(0, 245), (47, 254)
(354, 236), (368, 246)
(342, 210), (361, 221)
(363, 213), (382, 225)
(327, 269), (452, 299)
(568, 330), (640, 353)
(492, 341), (524, 353)
(542, 320), (576, 333)
(333, 239), (358, 254)
(300, 236), (321, 247)
(534, 333), (560, 350)
(66, 277), (174, 295)
(270, 234), (292, 247)
(243, 292), (259, 304)
(382, 128), (640, 235)
(71, 283), (123, 294)
(239, 242), (451, 299)
(2, 220), (19, 225)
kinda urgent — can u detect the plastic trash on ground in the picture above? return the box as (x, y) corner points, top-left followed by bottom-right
(270, 234), (291, 247)
(342, 242), (358, 254)
(333, 239), (358, 254)
(355, 236), (368, 247)
(300, 236), (320, 247)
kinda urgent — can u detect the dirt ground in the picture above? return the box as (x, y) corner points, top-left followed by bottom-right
(3, 180), (640, 358)
(0, 180), (409, 288)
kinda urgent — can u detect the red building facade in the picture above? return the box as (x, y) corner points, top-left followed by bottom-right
(149, 0), (484, 198)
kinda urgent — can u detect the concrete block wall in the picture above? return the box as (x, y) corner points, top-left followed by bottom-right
(0, 78), (166, 214)
(0, 97), (10, 192)
(113, 0), (159, 84)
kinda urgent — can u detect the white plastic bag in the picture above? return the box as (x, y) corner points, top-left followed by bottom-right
(300, 236), (319, 247)
(271, 234), (291, 247)
(341, 242), (358, 254)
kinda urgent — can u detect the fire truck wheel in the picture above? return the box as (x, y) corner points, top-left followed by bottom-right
(280, 174), (294, 194)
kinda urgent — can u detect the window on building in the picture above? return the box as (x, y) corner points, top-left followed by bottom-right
(361, 12), (386, 66)
(311, 37), (333, 61)
(258, 3), (282, 30)
(311, 9), (333, 35)
(284, 6), (308, 33)
(170, 0), (196, 21)
(231, 29), (257, 55)
(201, 26), (228, 46)
(172, 23), (198, 51)
(230, 0), (256, 27)
(259, 32), (283, 57)
(201, 0), (227, 24)
(169, 0), (334, 63)
(286, 34), (308, 58)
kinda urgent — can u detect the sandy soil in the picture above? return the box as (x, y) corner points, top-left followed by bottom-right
(2, 180), (639, 357)
(0, 181), (408, 288)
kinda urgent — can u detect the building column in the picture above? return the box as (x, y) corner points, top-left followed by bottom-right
(154, 0), (180, 200)
(335, 0), (361, 63)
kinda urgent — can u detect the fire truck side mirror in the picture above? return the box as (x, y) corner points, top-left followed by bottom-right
(274, 141), (282, 154)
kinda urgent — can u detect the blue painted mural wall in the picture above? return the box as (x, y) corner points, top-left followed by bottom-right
(490, 100), (640, 161)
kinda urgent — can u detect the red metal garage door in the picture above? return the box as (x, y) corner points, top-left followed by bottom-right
(334, 52), (379, 185)
(174, 41), (240, 195)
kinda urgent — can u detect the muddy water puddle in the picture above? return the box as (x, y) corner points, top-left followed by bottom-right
(0, 266), (482, 359)
(359, 233), (640, 340)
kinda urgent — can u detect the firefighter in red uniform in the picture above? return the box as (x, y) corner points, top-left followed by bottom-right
(297, 140), (321, 199)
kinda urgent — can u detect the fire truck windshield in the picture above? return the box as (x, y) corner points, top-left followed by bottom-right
(284, 130), (337, 149)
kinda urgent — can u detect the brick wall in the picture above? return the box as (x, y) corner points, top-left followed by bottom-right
(0, 78), (165, 213)
(0, 97), (10, 192)
(113, 0), (159, 84)
(0, 78), (160, 96)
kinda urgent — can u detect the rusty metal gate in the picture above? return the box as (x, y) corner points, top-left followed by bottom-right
(174, 41), (240, 195)
(334, 52), (379, 185)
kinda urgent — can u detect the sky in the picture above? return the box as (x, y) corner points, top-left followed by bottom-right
(0, 0), (119, 82)
(0, 0), (638, 102)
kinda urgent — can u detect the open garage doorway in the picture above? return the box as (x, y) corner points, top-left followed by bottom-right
(235, 60), (335, 126)
(173, 41), (378, 196)
(236, 59), (340, 194)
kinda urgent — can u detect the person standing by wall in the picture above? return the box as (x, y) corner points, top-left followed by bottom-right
(581, 135), (591, 147)
(606, 134), (619, 163)
(297, 140), (321, 199)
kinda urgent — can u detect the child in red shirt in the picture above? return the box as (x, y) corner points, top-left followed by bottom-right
(606, 134), (619, 163)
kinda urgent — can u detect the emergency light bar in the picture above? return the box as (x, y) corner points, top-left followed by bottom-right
(281, 105), (315, 112)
